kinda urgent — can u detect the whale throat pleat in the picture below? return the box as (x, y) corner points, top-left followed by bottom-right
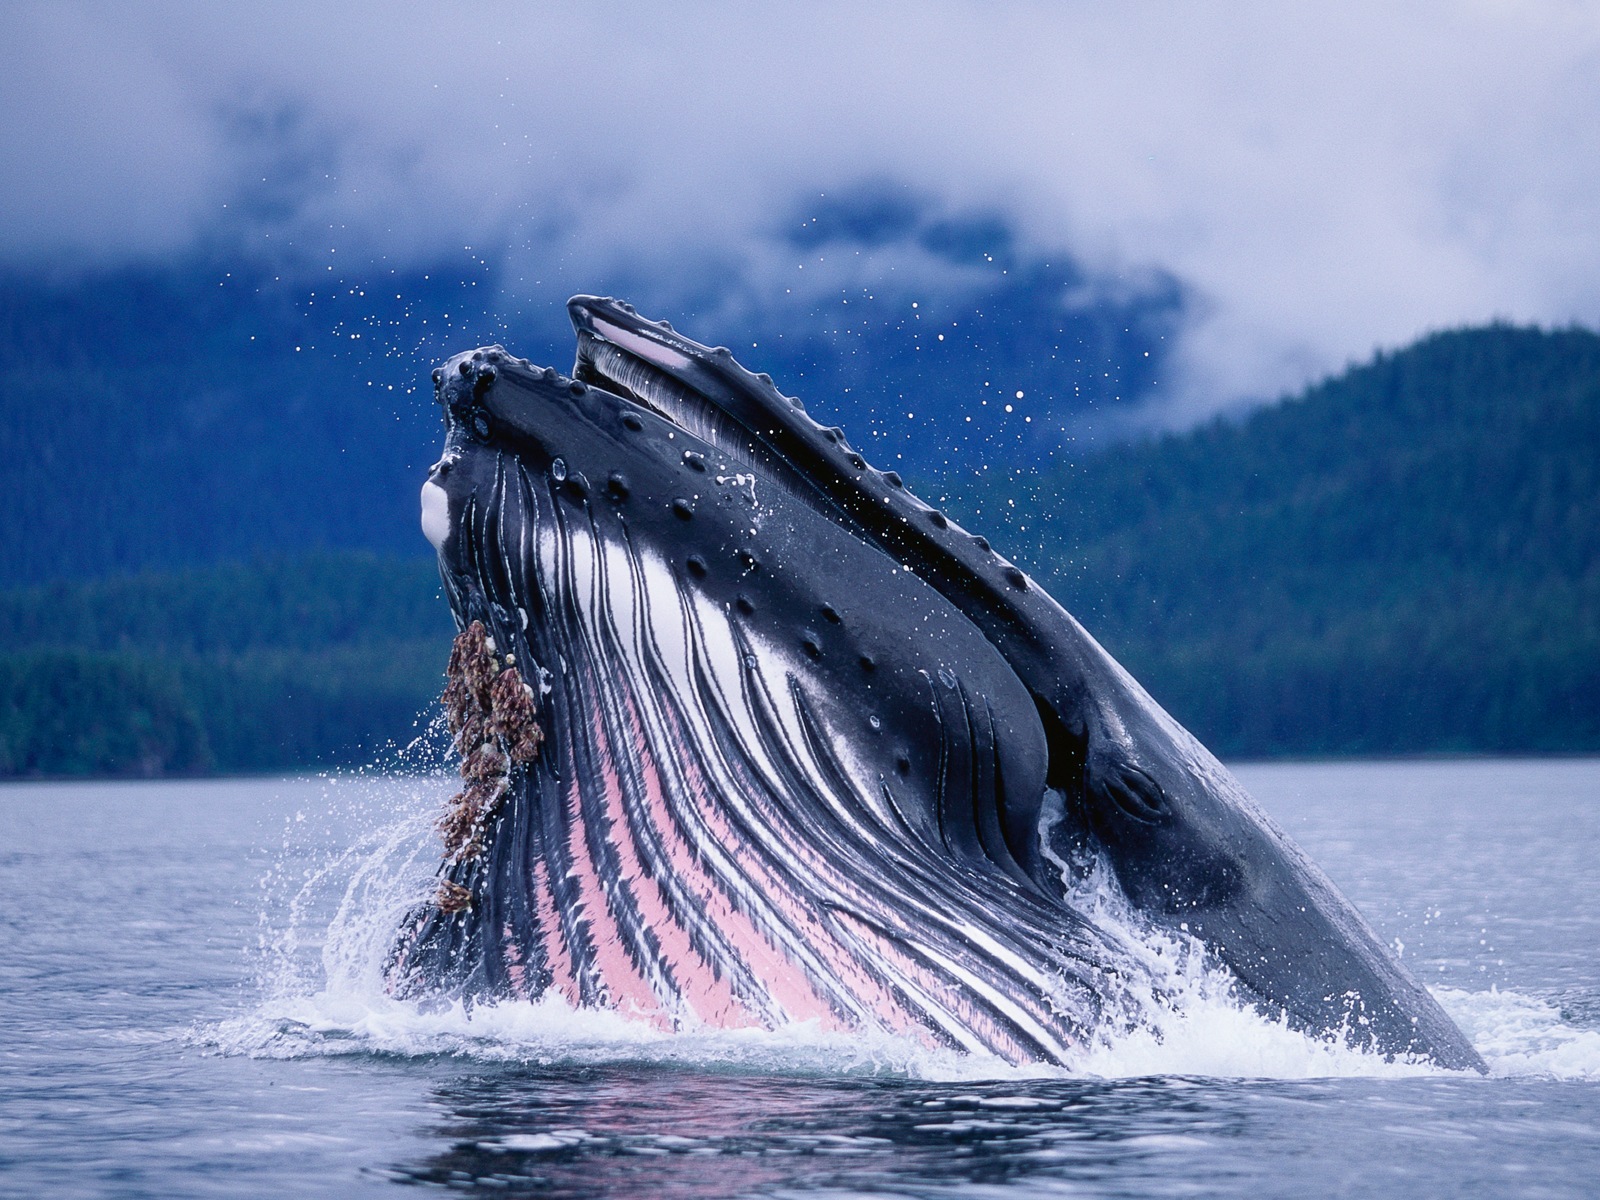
(393, 460), (1132, 1064)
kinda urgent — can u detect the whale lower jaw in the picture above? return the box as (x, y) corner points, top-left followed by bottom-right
(389, 446), (1134, 1065)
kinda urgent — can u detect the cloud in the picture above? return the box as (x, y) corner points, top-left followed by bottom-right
(4, 1), (1600, 417)
(0, 4), (228, 264)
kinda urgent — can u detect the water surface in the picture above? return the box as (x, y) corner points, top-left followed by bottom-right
(2, 759), (1596, 1197)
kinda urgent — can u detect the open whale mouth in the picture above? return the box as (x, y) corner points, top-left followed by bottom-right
(571, 308), (731, 441)
(390, 299), (1487, 1074)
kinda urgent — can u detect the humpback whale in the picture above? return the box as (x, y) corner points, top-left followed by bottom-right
(388, 298), (1484, 1072)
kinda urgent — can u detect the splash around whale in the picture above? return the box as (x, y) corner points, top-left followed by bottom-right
(385, 296), (1485, 1073)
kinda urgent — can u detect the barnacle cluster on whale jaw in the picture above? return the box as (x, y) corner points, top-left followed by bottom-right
(434, 619), (542, 911)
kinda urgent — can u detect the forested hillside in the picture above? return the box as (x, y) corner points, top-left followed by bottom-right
(984, 323), (1600, 755)
(0, 555), (449, 775)
(1, 323), (1596, 774)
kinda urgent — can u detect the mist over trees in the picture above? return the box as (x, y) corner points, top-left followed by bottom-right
(0, 556), (449, 776)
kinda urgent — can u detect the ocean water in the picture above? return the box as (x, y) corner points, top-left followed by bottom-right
(2, 758), (1597, 1198)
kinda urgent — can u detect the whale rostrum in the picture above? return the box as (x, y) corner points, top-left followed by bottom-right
(386, 298), (1485, 1072)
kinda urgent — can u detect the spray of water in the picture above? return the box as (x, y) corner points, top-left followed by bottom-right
(208, 753), (1599, 1083)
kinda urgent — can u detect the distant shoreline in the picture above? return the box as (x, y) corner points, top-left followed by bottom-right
(5, 750), (1599, 787)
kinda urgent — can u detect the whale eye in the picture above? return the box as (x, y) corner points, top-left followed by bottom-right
(471, 412), (492, 440)
(1094, 763), (1169, 825)
(550, 458), (568, 483)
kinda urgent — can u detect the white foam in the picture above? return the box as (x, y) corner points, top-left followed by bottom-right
(1435, 987), (1600, 1081)
(211, 988), (1041, 1081)
(1078, 990), (1440, 1080)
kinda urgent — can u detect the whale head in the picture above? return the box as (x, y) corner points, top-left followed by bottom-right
(390, 306), (1484, 1073)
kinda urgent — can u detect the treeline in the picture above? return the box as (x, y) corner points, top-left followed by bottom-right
(3, 323), (1596, 775)
(950, 323), (1600, 755)
(0, 554), (451, 776)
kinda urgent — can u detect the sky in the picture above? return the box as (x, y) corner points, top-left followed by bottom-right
(5, 1), (1600, 426)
